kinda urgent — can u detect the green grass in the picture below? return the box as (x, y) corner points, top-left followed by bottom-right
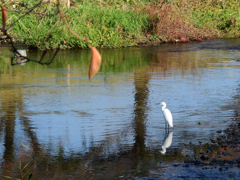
(185, 0), (240, 37)
(6, 1), (149, 49)
(2, 0), (240, 49)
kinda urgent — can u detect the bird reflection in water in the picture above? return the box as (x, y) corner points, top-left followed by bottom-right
(160, 131), (173, 154)
(15, 50), (27, 65)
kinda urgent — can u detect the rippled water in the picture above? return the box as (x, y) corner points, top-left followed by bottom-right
(1, 39), (240, 179)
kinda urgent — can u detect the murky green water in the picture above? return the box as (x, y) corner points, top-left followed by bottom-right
(1, 39), (240, 179)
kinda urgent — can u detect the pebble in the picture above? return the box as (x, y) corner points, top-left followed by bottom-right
(217, 151), (222, 155)
(207, 146), (213, 150)
(173, 163), (180, 167)
(211, 158), (217, 162)
(222, 152), (228, 156)
(200, 155), (209, 161)
(210, 139), (217, 143)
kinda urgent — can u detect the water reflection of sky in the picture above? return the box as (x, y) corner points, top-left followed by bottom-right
(20, 74), (136, 154)
(1, 40), (240, 156)
(24, 63), (239, 155)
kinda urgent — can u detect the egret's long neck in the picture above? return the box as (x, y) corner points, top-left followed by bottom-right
(162, 104), (166, 111)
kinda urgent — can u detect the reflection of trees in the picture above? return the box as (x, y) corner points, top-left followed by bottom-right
(1, 89), (16, 177)
(148, 51), (215, 78)
(132, 70), (150, 162)
(0, 73), (43, 178)
(20, 116), (42, 152)
(0, 47), (184, 179)
(3, 44), (239, 179)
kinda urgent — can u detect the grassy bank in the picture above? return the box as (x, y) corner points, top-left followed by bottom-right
(1, 0), (240, 49)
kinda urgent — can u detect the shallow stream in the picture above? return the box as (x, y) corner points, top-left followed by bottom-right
(1, 39), (240, 179)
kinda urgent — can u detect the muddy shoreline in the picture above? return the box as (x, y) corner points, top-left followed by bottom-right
(151, 119), (240, 179)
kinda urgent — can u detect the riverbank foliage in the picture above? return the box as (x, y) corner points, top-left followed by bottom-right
(1, 0), (240, 49)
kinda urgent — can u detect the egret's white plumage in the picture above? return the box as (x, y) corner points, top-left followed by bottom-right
(160, 102), (173, 128)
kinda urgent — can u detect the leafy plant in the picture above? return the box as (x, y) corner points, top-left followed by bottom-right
(5, 143), (36, 180)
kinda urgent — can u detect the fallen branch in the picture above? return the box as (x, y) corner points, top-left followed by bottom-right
(7, 33), (60, 66)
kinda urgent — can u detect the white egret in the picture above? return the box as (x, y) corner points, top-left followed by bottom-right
(160, 131), (173, 154)
(160, 102), (173, 129)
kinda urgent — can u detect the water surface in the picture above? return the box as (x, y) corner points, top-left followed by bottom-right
(1, 39), (240, 179)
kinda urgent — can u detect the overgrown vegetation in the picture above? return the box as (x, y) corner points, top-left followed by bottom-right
(1, 0), (240, 49)
(185, 0), (240, 38)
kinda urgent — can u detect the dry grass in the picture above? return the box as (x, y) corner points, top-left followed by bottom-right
(144, 2), (218, 43)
